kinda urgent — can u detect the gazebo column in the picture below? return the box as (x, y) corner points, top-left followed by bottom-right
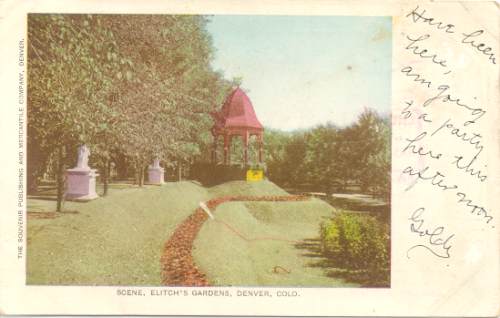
(223, 134), (230, 165)
(243, 132), (249, 167)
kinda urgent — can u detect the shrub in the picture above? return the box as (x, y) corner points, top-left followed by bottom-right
(320, 213), (389, 283)
(189, 163), (246, 186)
(320, 219), (342, 257)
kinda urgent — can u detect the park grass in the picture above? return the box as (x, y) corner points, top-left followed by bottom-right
(26, 180), (291, 285)
(209, 180), (288, 197)
(192, 197), (360, 287)
(27, 180), (365, 286)
(27, 181), (209, 285)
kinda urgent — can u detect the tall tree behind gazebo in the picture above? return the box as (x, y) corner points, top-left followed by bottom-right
(211, 87), (264, 166)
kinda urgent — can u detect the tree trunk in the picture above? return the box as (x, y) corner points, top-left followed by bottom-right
(134, 160), (140, 185)
(103, 158), (110, 196)
(27, 174), (38, 195)
(108, 159), (112, 181)
(139, 162), (145, 187)
(178, 164), (182, 182)
(115, 153), (129, 180)
(325, 183), (332, 199)
(56, 145), (65, 212)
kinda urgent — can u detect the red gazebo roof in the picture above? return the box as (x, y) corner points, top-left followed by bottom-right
(212, 87), (263, 131)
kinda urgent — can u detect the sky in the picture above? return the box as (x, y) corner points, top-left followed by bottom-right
(206, 15), (392, 131)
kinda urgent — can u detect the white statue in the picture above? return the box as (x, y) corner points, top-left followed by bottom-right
(76, 144), (90, 169)
(66, 144), (98, 201)
(151, 158), (161, 169)
(154, 158), (160, 168)
(148, 157), (164, 184)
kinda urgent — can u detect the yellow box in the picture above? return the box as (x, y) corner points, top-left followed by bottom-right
(246, 169), (264, 181)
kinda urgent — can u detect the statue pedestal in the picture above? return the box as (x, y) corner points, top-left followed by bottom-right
(65, 168), (99, 201)
(148, 167), (164, 185)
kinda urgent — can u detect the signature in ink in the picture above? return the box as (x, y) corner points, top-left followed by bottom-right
(407, 207), (454, 259)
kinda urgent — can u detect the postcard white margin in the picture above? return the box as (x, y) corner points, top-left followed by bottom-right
(0, 0), (498, 316)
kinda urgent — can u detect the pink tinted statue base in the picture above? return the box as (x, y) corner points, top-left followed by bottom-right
(148, 158), (165, 185)
(65, 145), (99, 201)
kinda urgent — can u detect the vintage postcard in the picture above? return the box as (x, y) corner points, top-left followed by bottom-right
(0, 0), (498, 316)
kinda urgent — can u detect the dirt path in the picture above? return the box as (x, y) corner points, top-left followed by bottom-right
(160, 195), (308, 286)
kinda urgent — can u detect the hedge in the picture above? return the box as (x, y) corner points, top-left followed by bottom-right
(320, 213), (389, 284)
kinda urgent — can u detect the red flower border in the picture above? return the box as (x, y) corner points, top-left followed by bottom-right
(160, 195), (309, 286)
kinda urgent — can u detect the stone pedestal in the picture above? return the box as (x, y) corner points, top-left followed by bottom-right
(65, 144), (99, 201)
(148, 159), (164, 185)
(65, 168), (99, 201)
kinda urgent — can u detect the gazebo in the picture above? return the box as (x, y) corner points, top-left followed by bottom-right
(211, 87), (264, 166)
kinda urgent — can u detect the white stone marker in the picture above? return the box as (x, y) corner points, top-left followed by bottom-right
(65, 145), (99, 201)
(148, 158), (165, 185)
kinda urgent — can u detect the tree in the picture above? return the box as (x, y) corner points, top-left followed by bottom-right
(262, 108), (390, 201)
(335, 108), (390, 198)
(105, 15), (229, 184)
(305, 123), (340, 194)
(280, 131), (309, 187)
(264, 129), (290, 183)
(28, 14), (131, 210)
(353, 110), (390, 199)
(28, 14), (231, 206)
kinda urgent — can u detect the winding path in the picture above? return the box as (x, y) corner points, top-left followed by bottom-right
(160, 195), (309, 286)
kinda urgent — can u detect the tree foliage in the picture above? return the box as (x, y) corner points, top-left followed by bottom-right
(28, 14), (231, 209)
(264, 109), (390, 200)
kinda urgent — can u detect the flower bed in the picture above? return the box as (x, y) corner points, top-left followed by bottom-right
(160, 195), (309, 286)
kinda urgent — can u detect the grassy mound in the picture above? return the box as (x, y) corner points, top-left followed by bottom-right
(28, 179), (368, 287)
(193, 198), (358, 287)
(209, 180), (288, 197)
(27, 181), (209, 285)
(244, 200), (336, 226)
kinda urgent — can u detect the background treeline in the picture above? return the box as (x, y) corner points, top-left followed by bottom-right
(28, 14), (235, 210)
(264, 109), (391, 201)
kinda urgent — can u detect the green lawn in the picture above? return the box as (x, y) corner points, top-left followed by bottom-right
(27, 181), (209, 285)
(209, 180), (289, 197)
(27, 180), (367, 286)
(193, 199), (358, 287)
